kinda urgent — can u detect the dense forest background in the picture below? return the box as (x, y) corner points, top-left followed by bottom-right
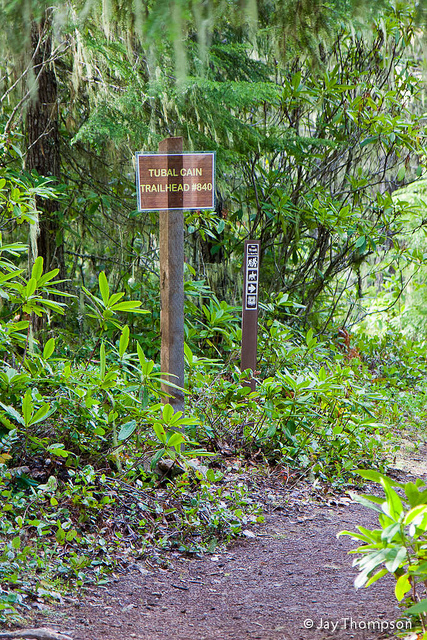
(4, 0), (427, 336)
(3, 0), (427, 628)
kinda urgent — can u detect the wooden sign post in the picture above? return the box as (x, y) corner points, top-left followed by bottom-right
(135, 141), (215, 413)
(241, 240), (260, 391)
(158, 137), (185, 412)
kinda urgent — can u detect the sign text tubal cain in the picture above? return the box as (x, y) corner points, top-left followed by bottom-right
(136, 152), (215, 211)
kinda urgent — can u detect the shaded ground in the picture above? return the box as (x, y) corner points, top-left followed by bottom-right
(25, 475), (413, 640)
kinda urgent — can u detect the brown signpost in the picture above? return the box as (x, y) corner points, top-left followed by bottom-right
(136, 140), (215, 414)
(241, 240), (260, 391)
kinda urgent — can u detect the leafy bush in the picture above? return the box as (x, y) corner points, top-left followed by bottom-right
(355, 328), (427, 389)
(186, 326), (389, 484)
(339, 470), (427, 637)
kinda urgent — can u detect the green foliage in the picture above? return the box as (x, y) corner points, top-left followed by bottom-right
(186, 295), (241, 356)
(339, 470), (427, 636)
(3, 0), (427, 628)
(355, 328), (427, 389)
(2, 3), (427, 333)
(62, 0), (425, 330)
(0, 167), (58, 229)
(186, 324), (389, 484)
(0, 460), (263, 623)
(83, 270), (149, 333)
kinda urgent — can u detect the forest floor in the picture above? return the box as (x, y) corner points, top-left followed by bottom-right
(21, 443), (427, 640)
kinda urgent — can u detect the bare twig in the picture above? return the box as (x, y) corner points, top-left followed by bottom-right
(171, 583), (189, 590)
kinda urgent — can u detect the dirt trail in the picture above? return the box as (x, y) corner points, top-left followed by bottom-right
(28, 482), (411, 640)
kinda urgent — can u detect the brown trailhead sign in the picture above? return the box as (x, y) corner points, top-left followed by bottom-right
(136, 152), (215, 211)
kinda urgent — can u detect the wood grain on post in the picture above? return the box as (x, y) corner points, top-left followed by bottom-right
(158, 137), (185, 413)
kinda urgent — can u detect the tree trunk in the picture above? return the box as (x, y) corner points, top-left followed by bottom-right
(25, 12), (64, 280)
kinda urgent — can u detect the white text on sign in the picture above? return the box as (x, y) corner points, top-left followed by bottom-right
(245, 244), (259, 310)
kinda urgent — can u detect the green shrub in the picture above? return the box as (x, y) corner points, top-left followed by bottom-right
(339, 470), (427, 637)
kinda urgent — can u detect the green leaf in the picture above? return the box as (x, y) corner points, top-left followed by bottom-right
(397, 164), (406, 182)
(99, 271), (110, 307)
(43, 338), (55, 359)
(365, 568), (388, 588)
(167, 432), (185, 449)
(119, 325), (130, 358)
(381, 522), (402, 542)
(108, 292), (125, 307)
(31, 256), (44, 281)
(137, 342), (146, 369)
(206, 469), (217, 482)
(37, 268), (60, 287)
(82, 286), (104, 308)
(118, 420), (137, 441)
(356, 525), (382, 543)
(395, 573), (411, 601)
(357, 470), (400, 487)
(184, 342), (194, 365)
(11, 536), (21, 549)
(291, 71), (301, 91)
(38, 476), (58, 492)
(359, 135), (378, 148)
(350, 493), (383, 514)
(0, 402), (25, 426)
(141, 358), (154, 377)
(100, 370), (118, 388)
(168, 410), (184, 425)
(380, 477), (403, 521)
(56, 527), (66, 543)
(404, 504), (427, 526)
(35, 299), (66, 314)
(150, 448), (166, 470)
(22, 389), (33, 426)
(405, 482), (427, 507)
(0, 415), (16, 431)
(384, 545), (407, 573)
(110, 301), (148, 313)
(66, 529), (78, 542)
(337, 529), (372, 543)
(355, 548), (388, 574)
(47, 444), (69, 458)
(405, 599), (427, 614)
(100, 342), (106, 380)
(162, 403), (175, 423)
(355, 493), (385, 506)
(305, 328), (317, 349)
(153, 422), (167, 444)
(24, 277), (37, 298)
(216, 219), (225, 234)
(29, 403), (52, 426)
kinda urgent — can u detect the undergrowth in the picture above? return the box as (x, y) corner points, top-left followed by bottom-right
(0, 463), (263, 623)
(0, 182), (424, 623)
